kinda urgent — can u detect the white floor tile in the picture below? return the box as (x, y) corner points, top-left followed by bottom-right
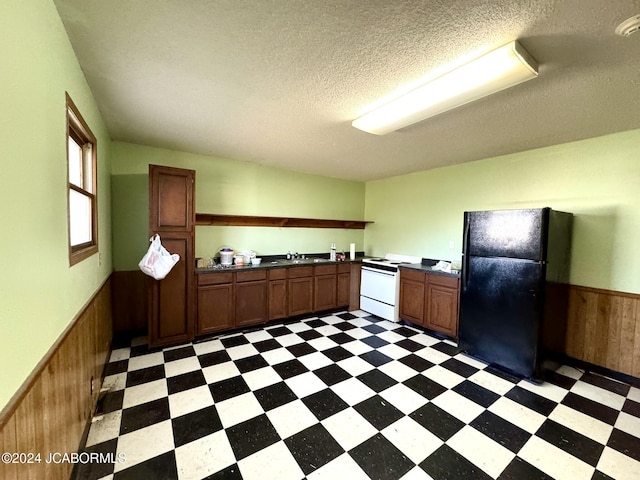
(242, 366), (284, 391)
(238, 440), (305, 480)
(517, 378), (569, 403)
(329, 378), (376, 406)
(341, 340), (373, 356)
(168, 385), (214, 418)
(164, 356), (201, 378)
(174, 430), (235, 479)
(321, 407), (378, 451)
(597, 446), (640, 480)
(114, 420), (174, 473)
(453, 353), (487, 370)
(415, 347), (450, 365)
(102, 372), (127, 392)
(399, 465), (436, 480)
(423, 365), (465, 389)
(286, 322), (312, 333)
(447, 425), (515, 478)
(122, 379), (167, 409)
(243, 330), (275, 342)
(127, 352), (164, 371)
(571, 381), (626, 410)
(615, 411), (640, 438)
(628, 386), (640, 403)
(378, 343), (416, 360)
(344, 327), (372, 340)
(336, 356), (374, 377)
(225, 343), (259, 360)
(468, 369), (515, 396)
(379, 361), (420, 383)
(260, 347), (296, 365)
(554, 365), (583, 380)
(382, 416), (442, 464)
(377, 330), (406, 344)
(297, 351), (333, 371)
(307, 336), (339, 351)
(518, 436), (595, 479)
(109, 348), (130, 362)
(488, 397), (547, 434)
(431, 390), (485, 424)
(315, 325), (342, 336)
(85, 410), (122, 447)
(307, 452), (370, 480)
(380, 383), (428, 415)
(285, 372), (327, 398)
(192, 338), (223, 355)
(276, 333), (304, 347)
(216, 392), (264, 428)
(267, 400), (319, 439)
(549, 404), (613, 444)
(202, 362), (241, 384)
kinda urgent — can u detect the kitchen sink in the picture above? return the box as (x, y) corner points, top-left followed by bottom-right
(272, 258), (331, 265)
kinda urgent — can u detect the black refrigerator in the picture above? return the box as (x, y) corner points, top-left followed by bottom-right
(458, 208), (572, 381)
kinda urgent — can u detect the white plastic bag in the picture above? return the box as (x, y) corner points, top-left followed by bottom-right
(138, 234), (180, 280)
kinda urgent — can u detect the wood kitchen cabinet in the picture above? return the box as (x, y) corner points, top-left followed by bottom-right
(197, 272), (233, 335)
(337, 263), (351, 308)
(268, 268), (288, 320)
(314, 264), (337, 311)
(288, 266), (314, 316)
(399, 268), (460, 338)
(148, 165), (196, 348)
(235, 270), (268, 327)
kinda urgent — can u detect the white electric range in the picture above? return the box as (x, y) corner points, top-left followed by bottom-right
(360, 253), (422, 322)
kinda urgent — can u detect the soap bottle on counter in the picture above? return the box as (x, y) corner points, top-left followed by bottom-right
(330, 243), (336, 261)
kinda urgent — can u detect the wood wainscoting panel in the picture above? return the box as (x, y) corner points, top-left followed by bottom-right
(112, 270), (147, 332)
(566, 285), (640, 377)
(0, 278), (112, 480)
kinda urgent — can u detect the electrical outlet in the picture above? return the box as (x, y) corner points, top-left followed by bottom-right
(98, 252), (103, 266)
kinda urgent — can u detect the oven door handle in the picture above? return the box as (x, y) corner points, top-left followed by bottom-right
(361, 266), (396, 277)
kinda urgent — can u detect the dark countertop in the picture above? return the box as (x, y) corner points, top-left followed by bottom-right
(399, 262), (461, 278)
(196, 256), (365, 274)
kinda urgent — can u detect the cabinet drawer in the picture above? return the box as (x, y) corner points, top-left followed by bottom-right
(400, 269), (426, 282)
(337, 263), (351, 273)
(314, 264), (337, 276)
(427, 274), (459, 289)
(269, 268), (287, 280)
(236, 270), (267, 283)
(198, 272), (233, 286)
(288, 266), (314, 278)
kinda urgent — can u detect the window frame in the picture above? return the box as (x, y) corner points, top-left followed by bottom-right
(66, 93), (98, 266)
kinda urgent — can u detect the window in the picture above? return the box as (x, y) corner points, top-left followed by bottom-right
(66, 93), (98, 265)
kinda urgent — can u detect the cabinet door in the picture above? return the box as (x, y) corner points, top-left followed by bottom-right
(197, 284), (234, 335)
(314, 274), (337, 312)
(269, 279), (288, 320)
(337, 272), (350, 307)
(149, 165), (195, 232)
(236, 280), (268, 327)
(399, 278), (425, 325)
(426, 285), (459, 337)
(288, 277), (313, 316)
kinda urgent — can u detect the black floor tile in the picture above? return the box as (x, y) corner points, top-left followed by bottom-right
(349, 433), (414, 480)
(394, 338), (424, 352)
(362, 324), (386, 335)
(163, 345), (196, 363)
(562, 392), (619, 425)
(266, 326), (293, 337)
(286, 342), (317, 357)
(430, 341), (458, 356)
(470, 410), (532, 453)
(96, 389), (124, 415)
(353, 395), (404, 430)
(125, 364), (165, 388)
(357, 369), (397, 393)
(71, 438), (118, 480)
(166, 370), (207, 395)
(441, 358), (480, 378)
(305, 319), (328, 328)
(498, 456), (554, 480)
(220, 335), (250, 348)
(172, 405), (223, 447)
(314, 364), (352, 386)
(285, 423), (345, 475)
(225, 414), (281, 460)
(333, 320), (357, 331)
(323, 346), (354, 362)
(198, 350), (231, 368)
(591, 469), (616, 480)
(252, 338), (282, 352)
(505, 386), (558, 416)
(302, 388), (349, 421)
(453, 380), (500, 408)
(581, 372), (630, 397)
(403, 374), (447, 400)
(623, 398), (640, 418)
(202, 464), (243, 480)
(233, 354), (269, 373)
(254, 382), (298, 411)
(607, 428), (640, 462)
(328, 332), (356, 345)
(399, 354), (434, 372)
(114, 451), (177, 480)
(536, 419), (604, 466)
(485, 365), (521, 383)
(421, 444), (492, 480)
(337, 312), (357, 320)
(361, 335), (390, 349)
(359, 350), (393, 367)
(272, 359), (309, 379)
(392, 326), (420, 337)
(297, 329), (323, 341)
(119, 398), (171, 435)
(545, 370), (577, 390)
(409, 403), (465, 442)
(104, 359), (129, 376)
(208, 376), (250, 402)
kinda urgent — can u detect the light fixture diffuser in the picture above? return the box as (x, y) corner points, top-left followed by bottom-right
(352, 40), (538, 135)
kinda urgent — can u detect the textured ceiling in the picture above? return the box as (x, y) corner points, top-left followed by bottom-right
(54, 0), (640, 181)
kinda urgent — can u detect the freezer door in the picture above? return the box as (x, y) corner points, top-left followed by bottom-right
(459, 256), (544, 379)
(464, 208), (548, 261)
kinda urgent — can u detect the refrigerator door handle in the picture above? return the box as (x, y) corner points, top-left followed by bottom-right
(463, 218), (470, 289)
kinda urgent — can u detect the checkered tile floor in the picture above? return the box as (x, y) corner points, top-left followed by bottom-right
(73, 311), (640, 480)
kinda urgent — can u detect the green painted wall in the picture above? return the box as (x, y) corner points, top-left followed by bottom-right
(364, 129), (640, 294)
(111, 141), (366, 270)
(0, 1), (113, 410)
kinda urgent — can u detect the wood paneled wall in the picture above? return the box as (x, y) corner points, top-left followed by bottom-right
(111, 270), (147, 332)
(0, 278), (112, 480)
(566, 284), (640, 377)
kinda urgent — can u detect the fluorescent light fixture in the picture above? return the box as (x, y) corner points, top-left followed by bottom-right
(352, 40), (538, 135)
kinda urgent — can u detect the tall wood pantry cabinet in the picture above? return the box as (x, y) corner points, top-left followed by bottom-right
(148, 164), (196, 348)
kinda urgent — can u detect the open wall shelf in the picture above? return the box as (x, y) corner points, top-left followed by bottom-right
(195, 213), (372, 229)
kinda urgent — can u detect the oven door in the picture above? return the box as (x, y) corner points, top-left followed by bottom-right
(360, 266), (397, 306)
